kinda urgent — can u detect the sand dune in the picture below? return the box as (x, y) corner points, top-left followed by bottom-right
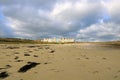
(0, 43), (120, 80)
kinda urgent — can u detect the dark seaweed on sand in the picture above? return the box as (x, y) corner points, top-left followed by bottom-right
(18, 62), (40, 73)
(0, 71), (9, 78)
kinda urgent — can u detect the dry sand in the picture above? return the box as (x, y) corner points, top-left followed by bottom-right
(0, 43), (120, 80)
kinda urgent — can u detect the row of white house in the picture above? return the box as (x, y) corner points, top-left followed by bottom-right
(42, 38), (75, 43)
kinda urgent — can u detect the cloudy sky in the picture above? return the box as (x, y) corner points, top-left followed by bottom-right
(0, 0), (120, 41)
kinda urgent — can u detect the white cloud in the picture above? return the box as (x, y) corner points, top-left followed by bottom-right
(104, 0), (120, 23)
(77, 22), (120, 41)
(0, 0), (120, 41)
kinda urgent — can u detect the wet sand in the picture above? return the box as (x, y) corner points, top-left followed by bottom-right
(0, 43), (120, 80)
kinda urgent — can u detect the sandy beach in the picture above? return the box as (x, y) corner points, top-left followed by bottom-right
(0, 43), (120, 80)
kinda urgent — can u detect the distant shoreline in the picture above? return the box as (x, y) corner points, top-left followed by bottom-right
(0, 38), (120, 45)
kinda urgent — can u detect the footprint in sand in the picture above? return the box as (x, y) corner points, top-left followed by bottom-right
(117, 70), (120, 73)
(92, 71), (99, 74)
(107, 67), (111, 70)
(15, 60), (24, 62)
(14, 52), (20, 54)
(102, 57), (107, 60)
(24, 53), (31, 56)
(114, 75), (118, 78)
(5, 65), (12, 69)
(33, 55), (38, 57)
(76, 58), (80, 60)
(14, 56), (19, 60)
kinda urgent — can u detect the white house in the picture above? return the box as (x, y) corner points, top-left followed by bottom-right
(42, 38), (75, 43)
